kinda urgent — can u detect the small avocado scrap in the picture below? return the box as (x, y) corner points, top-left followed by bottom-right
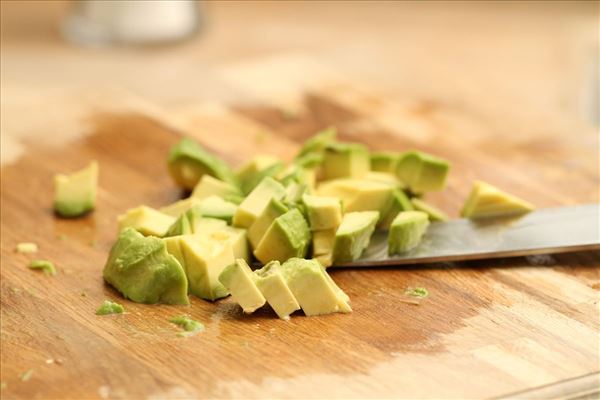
(253, 208), (311, 264)
(103, 228), (189, 305)
(379, 189), (414, 229)
(395, 151), (450, 193)
(388, 211), (429, 254)
(169, 315), (204, 336)
(53, 161), (98, 217)
(322, 142), (370, 180)
(164, 204), (227, 237)
(405, 287), (429, 298)
(317, 178), (394, 215)
(281, 258), (351, 316)
(461, 181), (534, 219)
(16, 242), (38, 254)
(370, 152), (399, 173)
(232, 177), (286, 229)
(247, 198), (289, 249)
(168, 138), (237, 190)
(219, 259), (266, 313)
(191, 174), (242, 200)
(28, 260), (56, 276)
(254, 261), (300, 320)
(20, 369), (34, 382)
(411, 198), (448, 222)
(296, 127), (337, 158)
(302, 194), (342, 230)
(160, 198), (202, 217)
(118, 206), (175, 237)
(96, 300), (124, 315)
(332, 211), (379, 264)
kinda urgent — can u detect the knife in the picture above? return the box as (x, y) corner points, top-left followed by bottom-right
(333, 204), (600, 267)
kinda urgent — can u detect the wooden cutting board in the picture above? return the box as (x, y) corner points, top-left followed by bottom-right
(1, 80), (599, 399)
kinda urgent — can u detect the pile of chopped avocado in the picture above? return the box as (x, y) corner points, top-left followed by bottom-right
(90, 129), (533, 319)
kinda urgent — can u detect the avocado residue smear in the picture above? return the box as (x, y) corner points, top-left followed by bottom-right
(405, 287), (429, 298)
(20, 369), (34, 382)
(1, 382), (6, 390)
(96, 300), (124, 315)
(169, 315), (204, 337)
(16, 242), (38, 254)
(28, 260), (56, 276)
(58, 234), (69, 241)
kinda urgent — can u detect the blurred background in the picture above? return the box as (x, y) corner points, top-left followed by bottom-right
(1, 0), (598, 162)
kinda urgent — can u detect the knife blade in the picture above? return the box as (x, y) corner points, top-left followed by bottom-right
(333, 204), (600, 267)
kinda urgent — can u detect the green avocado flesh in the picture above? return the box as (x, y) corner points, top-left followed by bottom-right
(395, 151), (450, 193)
(168, 138), (237, 190)
(103, 228), (189, 305)
(28, 260), (56, 276)
(233, 177), (286, 229)
(54, 161), (98, 217)
(461, 181), (534, 219)
(118, 206), (175, 237)
(411, 198), (448, 222)
(370, 152), (399, 173)
(302, 194), (342, 231)
(219, 259), (266, 313)
(96, 300), (124, 315)
(388, 211), (430, 254)
(379, 189), (414, 229)
(164, 205), (227, 237)
(253, 208), (311, 264)
(316, 178), (394, 215)
(254, 261), (300, 320)
(322, 142), (370, 180)
(248, 198), (289, 249)
(169, 315), (204, 336)
(191, 175), (242, 200)
(332, 211), (379, 264)
(296, 127), (337, 158)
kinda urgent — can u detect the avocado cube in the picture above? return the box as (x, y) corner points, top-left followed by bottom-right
(236, 155), (284, 195)
(160, 198), (202, 217)
(395, 150), (450, 193)
(191, 175), (242, 200)
(332, 211), (379, 264)
(233, 177), (286, 229)
(200, 226), (251, 262)
(370, 152), (399, 173)
(281, 258), (351, 316)
(388, 211), (430, 254)
(322, 142), (370, 180)
(219, 259), (266, 313)
(378, 189), (414, 229)
(118, 206), (175, 237)
(195, 195), (237, 224)
(247, 198), (289, 249)
(103, 228), (189, 305)
(53, 161), (98, 217)
(254, 261), (300, 320)
(302, 194), (343, 230)
(312, 228), (336, 256)
(168, 138), (237, 190)
(317, 178), (394, 214)
(253, 209), (311, 264)
(315, 254), (333, 268)
(461, 181), (534, 219)
(279, 165), (317, 191)
(411, 198), (448, 222)
(365, 171), (401, 186)
(164, 204), (227, 237)
(296, 127), (337, 158)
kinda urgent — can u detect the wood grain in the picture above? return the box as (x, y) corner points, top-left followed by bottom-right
(1, 84), (599, 400)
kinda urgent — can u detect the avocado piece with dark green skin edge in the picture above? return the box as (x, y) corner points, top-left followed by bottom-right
(253, 208), (311, 264)
(322, 142), (370, 180)
(103, 228), (189, 305)
(378, 188), (414, 229)
(388, 211), (430, 255)
(332, 211), (379, 264)
(370, 152), (400, 173)
(395, 150), (450, 193)
(411, 198), (448, 222)
(53, 161), (98, 218)
(168, 138), (237, 190)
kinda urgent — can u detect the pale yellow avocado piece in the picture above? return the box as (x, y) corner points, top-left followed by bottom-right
(160, 198), (202, 217)
(365, 171), (401, 187)
(315, 253), (333, 268)
(302, 194), (342, 230)
(247, 198), (289, 249)
(281, 258), (351, 316)
(219, 259), (266, 313)
(321, 142), (370, 180)
(317, 178), (394, 214)
(191, 175), (241, 200)
(54, 161), (98, 217)
(236, 155), (280, 184)
(312, 228), (336, 256)
(411, 198), (448, 222)
(118, 206), (175, 237)
(233, 177), (286, 228)
(199, 226), (251, 262)
(461, 181), (535, 219)
(254, 261), (300, 320)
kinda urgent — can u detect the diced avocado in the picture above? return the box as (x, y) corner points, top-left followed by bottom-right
(163, 235), (233, 301)
(281, 258), (351, 316)
(322, 142), (370, 180)
(296, 127), (337, 158)
(160, 198), (202, 217)
(314, 254), (333, 268)
(247, 198), (289, 249)
(332, 211), (379, 263)
(201, 226), (251, 262)
(294, 152), (323, 169)
(103, 228), (189, 304)
(254, 261), (300, 320)
(168, 138), (237, 190)
(279, 165), (317, 191)
(253, 209), (311, 264)
(411, 198), (448, 222)
(195, 195), (237, 224)
(395, 150), (450, 193)
(241, 162), (285, 195)
(388, 211), (429, 254)
(232, 177), (286, 229)
(461, 181), (535, 219)
(219, 259), (266, 313)
(96, 300), (124, 315)
(236, 155), (284, 195)
(370, 152), (399, 173)
(317, 178), (393, 214)
(378, 189), (414, 229)
(312, 228), (336, 256)
(164, 204), (227, 237)
(284, 182), (307, 204)
(118, 206), (175, 237)
(365, 171), (401, 186)
(191, 175), (242, 200)
(53, 161), (98, 217)
(302, 194), (342, 230)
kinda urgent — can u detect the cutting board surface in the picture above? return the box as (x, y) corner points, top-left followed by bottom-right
(1, 84), (599, 399)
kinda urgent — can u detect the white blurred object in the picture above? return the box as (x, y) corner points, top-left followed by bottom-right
(62, 0), (200, 45)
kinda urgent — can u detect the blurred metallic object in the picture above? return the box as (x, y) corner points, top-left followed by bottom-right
(62, 0), (200, 46)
